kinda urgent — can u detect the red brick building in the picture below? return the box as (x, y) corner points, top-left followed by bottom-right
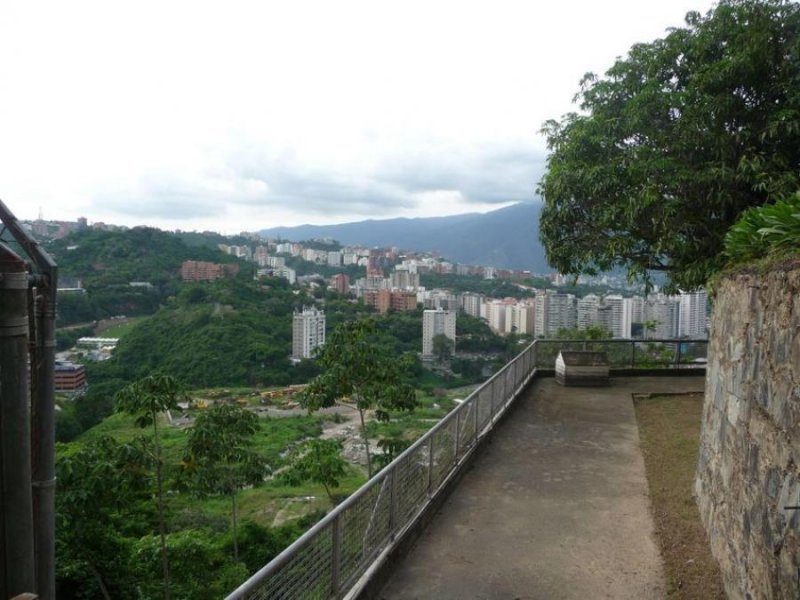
(54, 361), (87, 394)
(181, 260), (239, 282)
(364, 289), (418, 315)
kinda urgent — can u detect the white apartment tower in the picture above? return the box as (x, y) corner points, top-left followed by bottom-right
(644, 294), (680, 338)
(534, 291), (577, 337)
(601, 295), (626, 338)
(459, 292), (483, 318)
(292, 306), (326, 359)
(678, 290), (708, 339)
(422, 309), (457, 357)
(577, 294), (600, 330)
(512, 303), (536, 334)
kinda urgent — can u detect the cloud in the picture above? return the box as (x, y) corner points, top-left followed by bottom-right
(91, 137), (547, 225)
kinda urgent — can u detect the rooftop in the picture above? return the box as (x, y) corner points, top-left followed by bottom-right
(379, 376), (704, 599)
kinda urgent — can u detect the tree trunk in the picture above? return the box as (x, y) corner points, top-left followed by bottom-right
(153, 413), (171, 600)
(358, 408), (373, 479)
(231, 490), (239, 563)
(89, 562), (112, 600)
(314, 442), (335, 504)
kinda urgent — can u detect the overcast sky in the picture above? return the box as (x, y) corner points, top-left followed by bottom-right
(0, 0), (716, 233)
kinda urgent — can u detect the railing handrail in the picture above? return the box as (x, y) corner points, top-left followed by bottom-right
(226, 337), (706, 599)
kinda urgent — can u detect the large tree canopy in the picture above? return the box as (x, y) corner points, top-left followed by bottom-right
(538, 0), (800, 290)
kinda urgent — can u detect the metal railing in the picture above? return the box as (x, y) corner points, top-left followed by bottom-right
(532, 338), (708, 369)
(226, 337), (706, 600)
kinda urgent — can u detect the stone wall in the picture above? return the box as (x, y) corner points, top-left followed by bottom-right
(696, 259), (800, 599)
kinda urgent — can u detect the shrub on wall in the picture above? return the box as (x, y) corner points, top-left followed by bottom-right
(724, 193), (800, 265)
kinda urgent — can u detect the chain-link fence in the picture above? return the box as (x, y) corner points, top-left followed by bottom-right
(227, 338), (706, 599)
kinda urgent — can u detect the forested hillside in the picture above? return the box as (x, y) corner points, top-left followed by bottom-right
(47, 227), (243, 325)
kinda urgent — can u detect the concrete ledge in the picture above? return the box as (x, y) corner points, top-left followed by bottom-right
(537, 367), (705, 378)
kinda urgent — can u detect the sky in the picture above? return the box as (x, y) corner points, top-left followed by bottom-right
(0, 0), (717, 234)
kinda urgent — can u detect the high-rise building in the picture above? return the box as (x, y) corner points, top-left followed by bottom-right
(364, 289), (392, 314)
(459, 292), (483, 318)
(327, 251), (342, 267)
(331, 273), (351, 296)
(292, 307), (326, 359)
(679, 290), (708, 339)
(484, 299), (507, 333)
(390, 266), (420, 290)
(424, 290), (458, 311)
(577, 294), (600, 330)
(422, 309), (456, 357)
(512, 302), (535, 334)
(534, 291), (577, 337)
(645, 294), (680, 338)
(602, 295), (625, 338)
(623, 296), (645, 338)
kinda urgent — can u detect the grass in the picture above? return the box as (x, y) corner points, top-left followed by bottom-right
(634, 392), (725, 599)
(99, 316), (147, 337)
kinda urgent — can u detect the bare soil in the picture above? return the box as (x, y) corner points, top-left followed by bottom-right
(634, 392), (726, 599)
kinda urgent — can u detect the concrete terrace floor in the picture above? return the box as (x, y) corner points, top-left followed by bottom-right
(378, 376), (705, 600)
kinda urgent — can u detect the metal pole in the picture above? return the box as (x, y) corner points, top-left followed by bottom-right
(0, 199), (58, 599)
(32, 278), (56, 600)
(454, 411), (460, 460)
(330, 516), (341, 595)
(427, 436), (434, 495)
(0, 246), (36, 597)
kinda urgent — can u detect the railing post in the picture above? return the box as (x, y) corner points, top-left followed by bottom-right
(474, 394), (479, 442)
(389, 466), (397, 535)
(454, 410), (460, 460)
(490, 377), (496, 423)
(331, 514), (342, 596)
(427, 435), (435, 495)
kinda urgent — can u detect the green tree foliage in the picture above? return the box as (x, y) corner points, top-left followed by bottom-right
(420, 272), (538, 299)
(301, 318), (417, 478)
(724, 191), (800, 264)
(48, 226), (241, 325)
(538, 0), (800, 290)
(432, 333), (454, 364)
(91, 278), (304, 388)
(234, 516), (325, 575)
(455, 313), (506, 354)
(128, 531), (248, 600)
(281, 439), (348, 504)
(183, 404), (271, 562)
(56, 436), (152, 599)
(115, 375), (187, 600)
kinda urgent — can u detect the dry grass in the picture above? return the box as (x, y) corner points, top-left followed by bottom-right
(634, 392), (726, 599)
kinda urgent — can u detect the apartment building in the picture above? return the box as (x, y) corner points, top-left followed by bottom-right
(422, 309), (457, 358)
(292, 307), (326, 359)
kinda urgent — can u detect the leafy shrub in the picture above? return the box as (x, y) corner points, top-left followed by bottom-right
(724, 193), (800, 264)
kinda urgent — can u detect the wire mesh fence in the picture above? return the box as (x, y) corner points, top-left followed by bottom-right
(226, 338), (701, 600)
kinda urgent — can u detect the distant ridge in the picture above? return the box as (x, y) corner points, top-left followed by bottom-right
(260, 202), (550, 272)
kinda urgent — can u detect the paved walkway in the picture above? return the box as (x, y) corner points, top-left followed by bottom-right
(378, 376), (705, 600)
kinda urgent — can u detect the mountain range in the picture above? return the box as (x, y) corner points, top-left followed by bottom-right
(260, 202), (550, 272)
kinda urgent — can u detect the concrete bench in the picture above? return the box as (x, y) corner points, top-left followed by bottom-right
(555, 350), (610, 386)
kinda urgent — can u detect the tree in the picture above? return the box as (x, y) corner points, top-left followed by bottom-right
(431, 333), (454, 364)
(281, 439), (348, 504)
(115, 375), (186, 600)
(538, 0), (800, 291)
(56, 436), (151, 599)
(183, 404), (270, 562)
(301, 318), (417, 478)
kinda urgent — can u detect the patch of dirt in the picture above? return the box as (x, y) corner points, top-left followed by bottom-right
(634, 392), (726, 599)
